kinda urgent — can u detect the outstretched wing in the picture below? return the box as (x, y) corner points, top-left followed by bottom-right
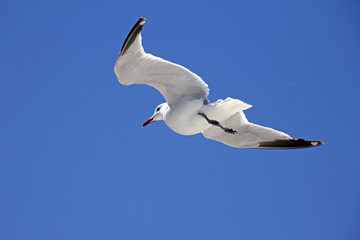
(114, 18), (209, 105)
(203, 111), (323, 149)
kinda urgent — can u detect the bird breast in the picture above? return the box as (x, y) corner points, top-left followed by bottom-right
(164, 98), (208, 136)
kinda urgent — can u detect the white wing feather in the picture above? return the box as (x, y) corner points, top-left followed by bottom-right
(203, 111), (292, 148)
(114, 18), (209, 105)
(203, 111), (323, 149)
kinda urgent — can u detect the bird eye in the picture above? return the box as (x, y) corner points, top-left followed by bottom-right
(156, 107), (160, 112)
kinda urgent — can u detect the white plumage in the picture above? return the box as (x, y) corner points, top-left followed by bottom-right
(114, 18), (323, 149)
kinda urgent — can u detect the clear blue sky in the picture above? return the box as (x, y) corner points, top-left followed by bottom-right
(1, 0), (359, 239)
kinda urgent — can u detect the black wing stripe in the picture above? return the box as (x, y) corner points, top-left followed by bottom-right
(258, 138), (324, 150)
(118, 17), (146, 58)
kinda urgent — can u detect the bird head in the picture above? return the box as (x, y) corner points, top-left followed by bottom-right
(142, 103), (168, 127)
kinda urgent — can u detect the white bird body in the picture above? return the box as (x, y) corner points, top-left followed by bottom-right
(163, 98), (206, 135)
(114, 18), (323, 149)
(162, 97), (251, 135)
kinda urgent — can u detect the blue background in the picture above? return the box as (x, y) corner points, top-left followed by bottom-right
(1, 0), (359, 239)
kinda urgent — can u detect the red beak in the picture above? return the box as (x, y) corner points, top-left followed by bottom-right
(142, 117), (155, 127)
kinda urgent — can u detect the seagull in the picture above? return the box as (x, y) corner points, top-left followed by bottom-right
(114, 18), (323, 149)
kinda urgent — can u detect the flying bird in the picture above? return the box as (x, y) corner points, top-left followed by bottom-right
(114, 18), (323, 149)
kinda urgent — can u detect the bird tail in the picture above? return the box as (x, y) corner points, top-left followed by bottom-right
(217, 97), (252, 111)
(202, 97), (252, 124)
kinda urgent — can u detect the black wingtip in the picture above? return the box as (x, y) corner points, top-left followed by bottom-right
(258, 138), (324, 150)
(118, 17), (146, 58)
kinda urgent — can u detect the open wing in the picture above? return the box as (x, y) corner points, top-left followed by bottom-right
(114, 18), (209, 105)
(203, 111), (323, 149)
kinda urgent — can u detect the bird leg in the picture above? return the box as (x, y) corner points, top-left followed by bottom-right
(198, 113), (237, 134)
